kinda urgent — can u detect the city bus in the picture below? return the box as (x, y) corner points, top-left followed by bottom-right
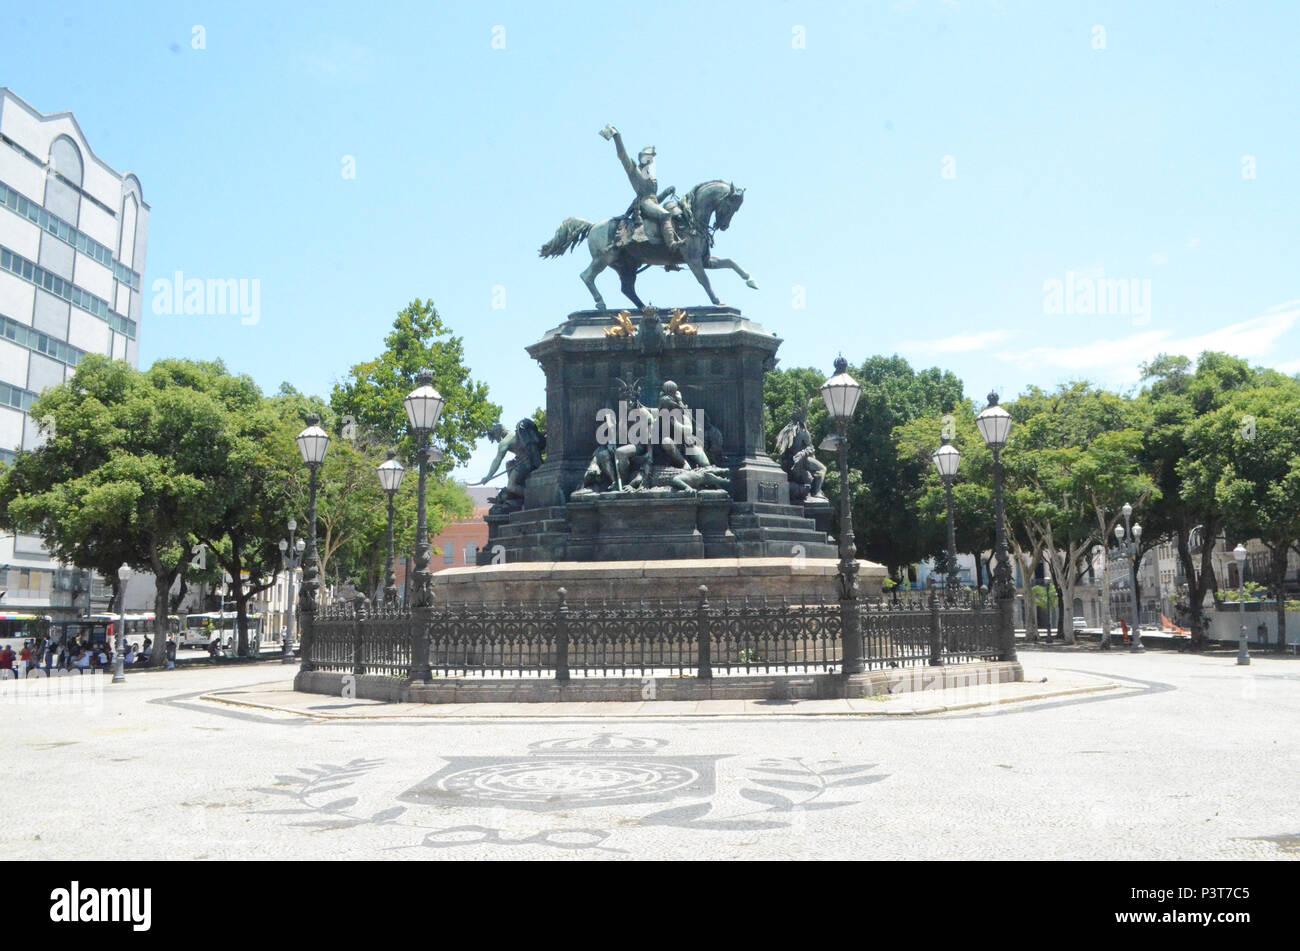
(0, 612), (51, 651)
(87, 613), (180, 650)
(181, 611), (269, 652)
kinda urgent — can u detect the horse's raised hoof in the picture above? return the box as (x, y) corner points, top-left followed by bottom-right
(746, 279), (759, 290)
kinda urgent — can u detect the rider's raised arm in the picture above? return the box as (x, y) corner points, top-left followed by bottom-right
(611, 132), (642, 188)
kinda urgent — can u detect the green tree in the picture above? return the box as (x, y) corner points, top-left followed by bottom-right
(1206, 375), (1300, 651)
(160, 361), (300, 656)
(0, 356), (227, 663)
(1138, 352), (1260, 649)
(331, 299), (500, 469)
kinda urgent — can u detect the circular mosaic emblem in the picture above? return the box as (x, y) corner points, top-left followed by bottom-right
(438, 759), (700, 806)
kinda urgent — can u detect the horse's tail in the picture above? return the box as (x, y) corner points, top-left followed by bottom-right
(539, 217), (593, 258)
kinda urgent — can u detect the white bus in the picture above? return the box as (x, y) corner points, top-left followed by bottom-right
(86, 613), (179, 651)
(181, 611), (271, 652)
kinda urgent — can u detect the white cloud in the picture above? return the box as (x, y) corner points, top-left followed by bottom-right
(898, 328), (1018, 355)
(997, 300), (1300, 383)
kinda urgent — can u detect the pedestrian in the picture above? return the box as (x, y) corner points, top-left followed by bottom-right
(123, 642), (136, 666)
(43, 638), (56, 672)
(18, 641), (33, 679)
(0, 643), (15, 680)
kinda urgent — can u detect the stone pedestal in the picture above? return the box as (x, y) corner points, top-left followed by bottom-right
(481, 305), (841, 566)
(436, 557), (887, 605)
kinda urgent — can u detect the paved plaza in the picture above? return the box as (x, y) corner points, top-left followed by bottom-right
(3, 648), (1297, 860)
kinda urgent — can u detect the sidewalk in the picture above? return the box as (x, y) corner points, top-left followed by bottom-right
(200, 666), (1126, 720)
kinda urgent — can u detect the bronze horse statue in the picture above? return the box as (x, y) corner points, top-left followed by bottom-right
(539, 179), (758, 311)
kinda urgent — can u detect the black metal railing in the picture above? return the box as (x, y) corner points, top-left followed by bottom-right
(303, 584), (1006, 680)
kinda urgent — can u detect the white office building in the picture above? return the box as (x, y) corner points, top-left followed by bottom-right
(0, 88), (148, 616)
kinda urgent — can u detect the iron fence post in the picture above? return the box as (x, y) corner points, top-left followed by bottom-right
(353, 599), (367, 677)
(928, 583), (943, 666)
(999, 595), (1017, 662)
(697, 585), (712, 680)
(409, 604), (432, 682)
(555, 587), (570, 682)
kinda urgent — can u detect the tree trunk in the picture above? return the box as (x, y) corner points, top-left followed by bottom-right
(149, 572), (171, 668)
(1011, 540), (1039, 642)
(1051, 571), (1068, 641)
(1176, 525), (1218, 651)
(1271, 546), (1287, 653)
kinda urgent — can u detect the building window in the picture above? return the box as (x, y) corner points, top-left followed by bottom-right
(465, 543), (477, 564)
(0, 246), (136, 338)
(443, 545), (453, 565)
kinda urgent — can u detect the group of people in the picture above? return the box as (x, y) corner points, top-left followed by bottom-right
(0, 635), (160, 679)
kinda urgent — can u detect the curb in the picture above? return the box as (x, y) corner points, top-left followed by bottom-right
(197, 679), (1124, 721)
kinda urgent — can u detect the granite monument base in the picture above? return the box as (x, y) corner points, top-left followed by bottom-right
(434, 556), (887, 605)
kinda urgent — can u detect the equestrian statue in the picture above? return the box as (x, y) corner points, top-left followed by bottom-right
(539, 124), (759, 311)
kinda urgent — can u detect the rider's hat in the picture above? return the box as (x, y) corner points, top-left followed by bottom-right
(638, 146), (656, 159)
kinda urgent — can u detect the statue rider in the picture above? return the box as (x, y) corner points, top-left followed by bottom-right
(600, 124), (686, 255)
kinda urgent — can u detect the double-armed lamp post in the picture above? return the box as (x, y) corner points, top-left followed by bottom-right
(1113, 502), (1145, 653)
(819, 356), (864, 676)
(294, 413), (330, 670)
(932, 436), (962, 592)
(975, 393), (1016, 662)
(278, 518), (305, 664)
(376, 450), (406, 605)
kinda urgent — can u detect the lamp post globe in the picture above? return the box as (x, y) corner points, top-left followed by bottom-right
(820, 355), (862, 422)
(819, 356), (864, 676)
(932, 437), (962, 591)
(1234, 543), (1249, 666)
(377, 449), (406, 605)
(296, 414), (330, 467)
(112, 563), (130, 684)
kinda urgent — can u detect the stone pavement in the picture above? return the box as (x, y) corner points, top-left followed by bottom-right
(2, 648), (1297, 861)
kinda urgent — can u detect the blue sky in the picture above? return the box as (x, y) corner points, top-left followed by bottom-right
(5, 0), (1298, 477)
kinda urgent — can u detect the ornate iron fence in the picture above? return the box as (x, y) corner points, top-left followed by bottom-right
(302, 584), (1007, 680)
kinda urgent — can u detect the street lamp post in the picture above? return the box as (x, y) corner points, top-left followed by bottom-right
(295, 414), (331, 671)
(376, 450), (406, 606)
(1234, 543), (1249, 666)
(404, 371), (446, 682)
(278, 519), (305, 664)
(1114, 502), (1145, 653)
(932, 436), (962, 592)
(820, 356), (864, 677)
(112, 563), (130, 684)
(976, 392), (1016, 662)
